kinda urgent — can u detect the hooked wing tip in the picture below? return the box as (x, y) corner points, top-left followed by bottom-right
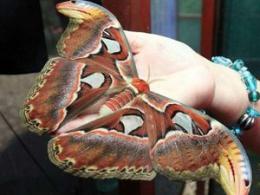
(214, 122), (252, 195)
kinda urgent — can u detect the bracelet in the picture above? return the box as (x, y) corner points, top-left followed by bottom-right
(212, 56), (260, 135)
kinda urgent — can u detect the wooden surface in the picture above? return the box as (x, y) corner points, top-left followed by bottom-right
(201, 0), (218, 58)
(103, 0), (151, 32)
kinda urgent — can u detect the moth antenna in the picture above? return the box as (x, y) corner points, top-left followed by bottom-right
(145, 63), (164, 85)
(146, 64), (151, 83)
(146, 64), (164, 85)
(148, 78), (164, 85)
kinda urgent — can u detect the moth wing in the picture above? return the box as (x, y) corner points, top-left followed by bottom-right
(22, 57), (125, 134)
(144, 92), (251, 195)
(56, 0), (138, 78)
(22, 1), (139, 134)
(47, 96), (158, 180)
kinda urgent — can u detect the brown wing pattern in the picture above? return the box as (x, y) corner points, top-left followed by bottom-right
(48, 129), (155, 180)
(22, 1), (252, 195)
(21, 56), (127, 134)
(46, 91), (211, 180)
(143, 92), (251, 195)
(47, 94), (157, 180)
(56, 1), (138, 78)
(21, 0), (137, 135)
(47, 90), (251, 194)
(22, 58), (86, 134)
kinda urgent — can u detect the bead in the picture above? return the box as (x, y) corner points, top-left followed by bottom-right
(241, 69), (251, 77)
(212, 56), (260, 136)
(237, 112), (255, 130)
(233, 126), (242, 135)
(233, 59), (244, 71)
(244, 81), (256, 92)
(246, 107), (260, 117)
(238, 113), (250, 124)
(212, 56), (232, 67)
(242, 71), (254, 78)
(244, 77), (257, 91)
(248, 91), (260, 102)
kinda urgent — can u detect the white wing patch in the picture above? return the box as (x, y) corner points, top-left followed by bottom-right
(81, 72), (105, 88)
(172, 112), (193, 134)
(120, 115), (143, 134)
(102, 38), (121, 54)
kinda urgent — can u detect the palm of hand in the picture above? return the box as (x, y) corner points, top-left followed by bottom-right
(125, 31), (215, 109)
(126, 31), (249, 126)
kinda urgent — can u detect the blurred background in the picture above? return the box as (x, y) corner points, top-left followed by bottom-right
(0, 0), (259, 195)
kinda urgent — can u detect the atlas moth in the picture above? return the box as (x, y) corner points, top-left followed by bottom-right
(21, 1), (252, 195)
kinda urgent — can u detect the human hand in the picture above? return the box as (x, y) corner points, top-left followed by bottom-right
(124, 31), (258, 193)
(125, 31), (249, 126)
(125, 31), (260, 152)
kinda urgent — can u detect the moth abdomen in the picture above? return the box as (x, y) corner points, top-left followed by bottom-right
(101, 89), (135, 113)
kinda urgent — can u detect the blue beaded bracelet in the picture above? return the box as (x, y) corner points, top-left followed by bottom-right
(212, 56), (260, 135)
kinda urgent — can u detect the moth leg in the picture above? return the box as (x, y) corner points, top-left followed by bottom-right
(48, 129), (156, 180)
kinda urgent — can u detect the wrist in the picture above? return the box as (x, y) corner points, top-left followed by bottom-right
(204, 59), (250, 125)
(241, 81), (260, 153)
